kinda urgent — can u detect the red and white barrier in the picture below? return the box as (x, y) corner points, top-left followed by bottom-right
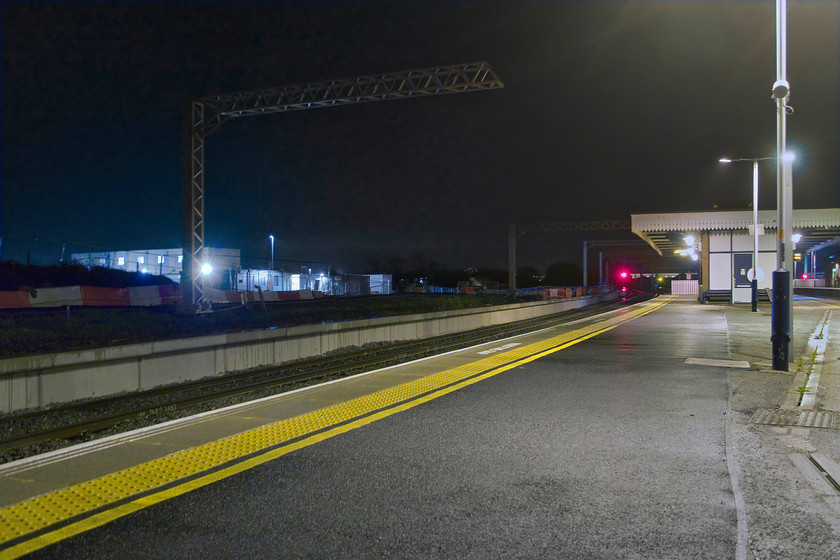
(81, 286), (131, 306)
(0, 285), (320, 309)
(29, 286), (83, 307)
(127, 285), (181, 306)
(0, 291), (32, 308)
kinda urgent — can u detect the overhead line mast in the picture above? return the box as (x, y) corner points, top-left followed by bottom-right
(183, 62), (504, 309)
(507, 221), (632, 293)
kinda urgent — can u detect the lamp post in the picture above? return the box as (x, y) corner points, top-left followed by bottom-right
(771, 0), (794, 371)
(269, 235), (275, 271)
(719, 156), (772, 312)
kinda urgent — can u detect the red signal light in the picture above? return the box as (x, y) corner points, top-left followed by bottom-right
(802, 273), (808, 279)
(619, 271), (628, 279)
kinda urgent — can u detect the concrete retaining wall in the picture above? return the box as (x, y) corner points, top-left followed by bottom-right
(0, 293), (617, 414)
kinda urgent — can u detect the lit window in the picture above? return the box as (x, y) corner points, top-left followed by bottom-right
(157, 255), (164, 264)
(99, 258), (106, 265)
(178, 255), (183, 263)
(118, 257), (125, 266)
(138, 256), (145, 264)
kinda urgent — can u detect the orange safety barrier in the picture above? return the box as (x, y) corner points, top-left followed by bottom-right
(81, 286), (131, 306)
(0, 285), (319, 309)
(158, 284), (181, 305)
(0, 291), (32, 308)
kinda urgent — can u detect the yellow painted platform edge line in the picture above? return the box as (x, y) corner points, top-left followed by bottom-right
(0, 298), (674, 558)
(0, 303), (642, 550)
(0, 296), (673, 559)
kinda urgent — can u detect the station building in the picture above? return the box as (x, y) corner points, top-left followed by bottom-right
(72, 249), (392, 296)
(631, 208), (840, 302)
(235, 269), (392, 296)
(71, 248), (240, 285)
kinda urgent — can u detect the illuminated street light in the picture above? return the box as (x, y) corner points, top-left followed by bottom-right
(772, 0), (793, 371)
(269, 234), (275, 271)
(719, 155), (773, 312)
(201, 262), (213, 275)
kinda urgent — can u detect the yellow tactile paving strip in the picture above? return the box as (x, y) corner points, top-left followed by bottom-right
(0, 296), (673, 559)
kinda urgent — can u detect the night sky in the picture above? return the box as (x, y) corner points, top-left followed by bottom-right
(2, 1), (838, 274)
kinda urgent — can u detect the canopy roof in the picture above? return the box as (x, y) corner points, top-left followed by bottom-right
(631, 209), (840, 256)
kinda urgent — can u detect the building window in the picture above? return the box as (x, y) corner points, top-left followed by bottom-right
(138, 256), (145, 264)
(157, 255), (165, 264)
(178, 255), (183, 263)
(118, 257), (125, 266)
(99, 258), (106, 265)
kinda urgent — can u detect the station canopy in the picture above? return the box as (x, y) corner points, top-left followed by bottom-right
(631, 208), (840, 256)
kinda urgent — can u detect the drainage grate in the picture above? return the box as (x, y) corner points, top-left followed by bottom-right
(750, 408), (838, 429)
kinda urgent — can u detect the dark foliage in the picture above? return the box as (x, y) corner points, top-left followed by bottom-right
(0, 261), (173, 290)
(544, 262), (582, 286)
(0, 294), (519, 358)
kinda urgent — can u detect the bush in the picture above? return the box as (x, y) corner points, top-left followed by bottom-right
(0, 261), (173, 290)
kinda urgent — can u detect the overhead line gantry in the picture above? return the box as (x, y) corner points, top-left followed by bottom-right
(183, 62), (504, 308)
(507, 220), (631, 292)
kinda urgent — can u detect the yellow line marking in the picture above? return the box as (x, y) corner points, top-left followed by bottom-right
(0, 296), (673, 558)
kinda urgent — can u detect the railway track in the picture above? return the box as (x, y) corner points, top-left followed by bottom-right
(0, 293), (650, 461)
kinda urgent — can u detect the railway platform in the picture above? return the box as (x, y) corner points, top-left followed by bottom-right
(1, 294), (839, 559)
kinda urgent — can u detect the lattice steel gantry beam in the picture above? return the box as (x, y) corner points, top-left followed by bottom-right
(183, 62), (504, 308)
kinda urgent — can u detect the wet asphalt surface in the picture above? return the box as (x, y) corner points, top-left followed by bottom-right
(29, 299), (754, 559)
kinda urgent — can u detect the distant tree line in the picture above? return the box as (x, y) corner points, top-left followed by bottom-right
(0, 258), (583, 292)
(362, 253), (582, 290)
(0, 261), (174, 291)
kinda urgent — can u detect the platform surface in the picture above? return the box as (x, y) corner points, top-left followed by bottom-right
(2, 295), (840, 559)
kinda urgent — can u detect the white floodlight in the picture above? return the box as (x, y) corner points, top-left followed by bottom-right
(201, 262), (214, 275)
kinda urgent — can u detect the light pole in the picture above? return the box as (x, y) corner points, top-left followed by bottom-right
(269, 235), (275, 271)
(719, 156), (772, 312)
(771, 0), (794, 371)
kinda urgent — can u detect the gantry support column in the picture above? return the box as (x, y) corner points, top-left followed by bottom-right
(508, 224), (517, 294)
(182, 101), (207, 308)
(180, 62), (504, 309)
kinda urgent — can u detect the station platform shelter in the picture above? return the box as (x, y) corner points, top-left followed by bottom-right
(631, 209), (840, 303)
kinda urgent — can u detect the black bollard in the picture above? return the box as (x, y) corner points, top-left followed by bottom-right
(771, 269), (790, 371)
